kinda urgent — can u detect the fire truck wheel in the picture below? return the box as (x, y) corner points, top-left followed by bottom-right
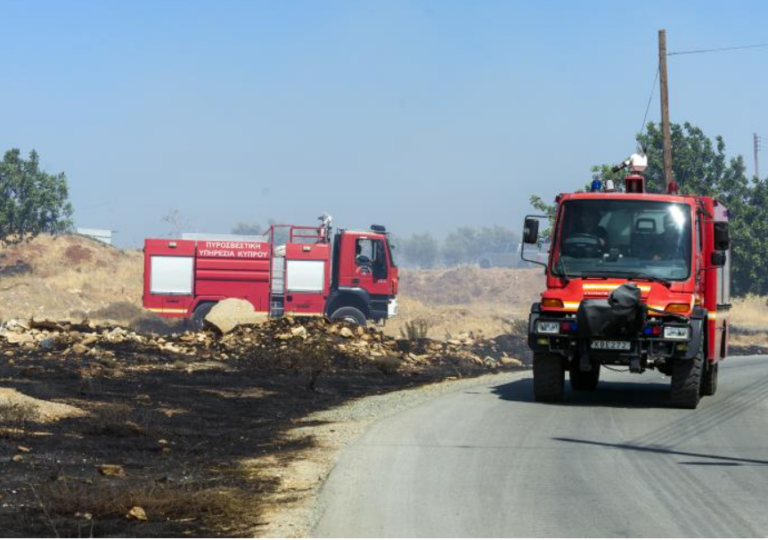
(533, 353), (565, 402)
(330, 307), (367, 326)
(192, 302), (216, 331)
(670, 354), (703, 409)
(700, 361), (719, 396)
(569, 362), (600, 391)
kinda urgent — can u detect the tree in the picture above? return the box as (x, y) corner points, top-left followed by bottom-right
(0, 149), (73, 245)
(532, 122), (767, 296)
(442, 227), (477, 266)
(161, 209), (190, 238)
(401, 232), (439, 268)
(231, 222), (263, 235)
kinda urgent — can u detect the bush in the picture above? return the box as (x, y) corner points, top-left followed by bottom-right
(400, 318), (432, 340)
(503, 318), (528, 337)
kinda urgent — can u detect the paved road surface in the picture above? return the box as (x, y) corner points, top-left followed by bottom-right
(314, 356), (768, 537)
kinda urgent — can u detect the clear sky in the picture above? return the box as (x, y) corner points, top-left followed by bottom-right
(1, 0), (766, 247)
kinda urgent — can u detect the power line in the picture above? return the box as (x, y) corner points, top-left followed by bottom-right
(639, 62), (660, 136)
(668, 42), (768, 56)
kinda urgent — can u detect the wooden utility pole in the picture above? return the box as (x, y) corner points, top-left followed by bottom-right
(658, 29), (674, 190)
(754, 133), (762, 179)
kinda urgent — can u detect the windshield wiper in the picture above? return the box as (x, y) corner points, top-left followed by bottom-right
(554, 257), (573, 283)
(625, 273), (672, 288)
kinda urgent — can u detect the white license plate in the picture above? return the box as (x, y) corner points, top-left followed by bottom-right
(591, 340), (631, 351)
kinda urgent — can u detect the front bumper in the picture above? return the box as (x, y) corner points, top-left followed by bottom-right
(388, 298), (399, 318)
(527, 305), (705, 362)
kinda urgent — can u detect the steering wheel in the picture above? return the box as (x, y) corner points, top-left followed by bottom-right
(563, 233), (601, 258)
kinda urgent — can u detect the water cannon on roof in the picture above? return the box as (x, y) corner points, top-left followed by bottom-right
(612, 150), (649, 193)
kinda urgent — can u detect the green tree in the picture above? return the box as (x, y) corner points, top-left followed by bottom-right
(401, 232), (439, 268)
(475, 225), (520, 254)
(442, 227), (477, 266)
(0, 149), (73, 245)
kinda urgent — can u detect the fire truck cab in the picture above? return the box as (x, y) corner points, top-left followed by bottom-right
(143, 216), (398, 329)
(523, 154), (731, 408)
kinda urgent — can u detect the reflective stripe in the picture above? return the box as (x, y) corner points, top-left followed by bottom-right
(582, 284), (651, 293)
(146, 307), (188, 314)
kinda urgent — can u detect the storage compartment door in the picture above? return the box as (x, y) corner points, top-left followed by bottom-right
(150, 256), (194, 295)
(285, 260), (325, 292)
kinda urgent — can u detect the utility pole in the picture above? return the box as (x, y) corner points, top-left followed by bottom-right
(754, 133), (762, 179)
(658, 29), (674, 191)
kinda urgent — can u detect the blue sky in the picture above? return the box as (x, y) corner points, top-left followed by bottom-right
(1, 0), (766, 247)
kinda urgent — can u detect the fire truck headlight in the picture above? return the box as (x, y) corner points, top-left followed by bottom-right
(663, 326), (690, 340)
(537, 321), (560, 334)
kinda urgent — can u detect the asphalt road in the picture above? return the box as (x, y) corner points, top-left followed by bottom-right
(313, 356), (768, 537)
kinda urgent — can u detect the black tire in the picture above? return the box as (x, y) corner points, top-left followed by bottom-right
(330, 306), (367, 326)
(670, 351), (703, 409)
(570, 362), (600, 391)
(533, 352), (565, 402)
(191, 302), (216, 331)
(701, 361), (719, 396)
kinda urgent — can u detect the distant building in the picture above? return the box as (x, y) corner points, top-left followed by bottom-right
(76, 228), (114, 245)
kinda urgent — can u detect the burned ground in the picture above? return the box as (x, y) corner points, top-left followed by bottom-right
(0, 318), (528, 537)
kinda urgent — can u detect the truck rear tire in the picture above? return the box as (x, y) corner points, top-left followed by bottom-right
(670, 353), (703, 409)
(570, 362), (600, 391)
(533, 353), (565, 402)
(701, 361), (718, 396)
(330, 306), (367, 326)
(192, 302), (216, 331)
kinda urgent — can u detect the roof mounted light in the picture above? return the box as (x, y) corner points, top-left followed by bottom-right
(371, 224), (386, 233)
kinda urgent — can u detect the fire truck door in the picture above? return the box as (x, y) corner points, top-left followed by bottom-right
(352, 238), (391, 296)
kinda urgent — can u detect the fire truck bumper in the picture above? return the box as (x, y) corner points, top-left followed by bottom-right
(527, 303), (706, 364)
(388, 298), (398, 318)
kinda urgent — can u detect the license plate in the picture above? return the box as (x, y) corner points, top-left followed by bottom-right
(591, 340), (631, 351)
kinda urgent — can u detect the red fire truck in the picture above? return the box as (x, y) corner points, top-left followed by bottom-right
(522, 153), (731, 408)
(143, 216), (399, 329)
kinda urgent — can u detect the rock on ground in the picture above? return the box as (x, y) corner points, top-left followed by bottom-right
(0, 388), (86, 422)
(204, 298), (269, 334)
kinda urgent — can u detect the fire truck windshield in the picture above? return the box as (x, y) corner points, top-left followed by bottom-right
(553, 200), (692, 282)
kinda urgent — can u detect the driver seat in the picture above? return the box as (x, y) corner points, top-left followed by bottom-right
(630, 218), (657, 259)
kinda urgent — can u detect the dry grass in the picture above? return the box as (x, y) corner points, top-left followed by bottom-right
(35, 480), (260, 537)
(730, 295), (768, 330)
(0, 235), (143, 324)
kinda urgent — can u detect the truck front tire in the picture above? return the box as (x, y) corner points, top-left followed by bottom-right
(330, 306), (367, 326)
(570, 362), (600, 391)
(670, 351), (703, 409)
(533, 352), (565, 402)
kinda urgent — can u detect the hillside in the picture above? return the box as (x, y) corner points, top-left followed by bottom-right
(0, 235), (144, 323)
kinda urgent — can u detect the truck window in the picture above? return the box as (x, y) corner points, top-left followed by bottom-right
(355, 238), (388, 279)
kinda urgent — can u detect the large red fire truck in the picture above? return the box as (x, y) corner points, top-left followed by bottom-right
(522, 153), (731, 408)
(143, 216), (399, 329)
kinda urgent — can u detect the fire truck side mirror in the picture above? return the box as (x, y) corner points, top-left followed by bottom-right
(711, 251), (727, 267)
(523, 218), (539, 244)
(714, 222), (730, 251)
